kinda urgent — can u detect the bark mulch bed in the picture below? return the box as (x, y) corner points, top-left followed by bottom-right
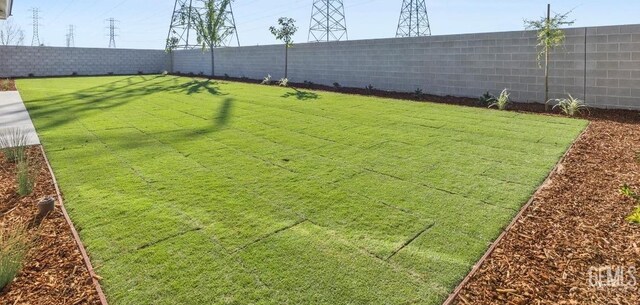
(0, 79), (17, 91)
(447, 113), (640, 304)
(0, 146), (101, 305)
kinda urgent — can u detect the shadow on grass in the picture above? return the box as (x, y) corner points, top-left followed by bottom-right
(281, 88), (319, 101)
(186, 98), (235, 137)
(23, 76), (226, 131)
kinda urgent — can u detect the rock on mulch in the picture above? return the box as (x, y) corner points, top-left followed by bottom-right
(0, 147), (101, 304)
(451, 112), (640, 304)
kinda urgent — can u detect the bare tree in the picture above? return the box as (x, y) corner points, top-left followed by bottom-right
(0, 20), (25, 46)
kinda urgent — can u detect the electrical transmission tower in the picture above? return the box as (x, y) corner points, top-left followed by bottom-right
(396, 0), (431, 37)
(66, 25), (75, 47)
(29, 8), (42, 46)
(308, 0), (348, 42)
(106, 18), (118, 48)
(165, 0), (240, 50)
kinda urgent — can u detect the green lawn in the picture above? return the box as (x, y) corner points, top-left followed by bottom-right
(17, 76), (586, 304)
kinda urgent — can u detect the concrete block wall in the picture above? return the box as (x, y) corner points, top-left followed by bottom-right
(0, 46), (171, 77)
(173, 24), (640, 110)
(585, 25), (640, 108)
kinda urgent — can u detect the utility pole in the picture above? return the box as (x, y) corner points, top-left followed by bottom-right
(29, 8), (42, 46)
(308, 0), (348, 42)
(396, 0), (431, 37)
(66, 25), (75, 47)
(165, 0), (240, 50)
(106, 18), (118, 48)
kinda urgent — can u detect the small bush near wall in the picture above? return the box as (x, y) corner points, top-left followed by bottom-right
(620, 185), (640, 224)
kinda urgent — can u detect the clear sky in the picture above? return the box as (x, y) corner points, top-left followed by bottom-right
(3, 0), (640, 49)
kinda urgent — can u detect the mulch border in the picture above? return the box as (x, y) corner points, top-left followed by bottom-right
(39, 142), (109, 304)
(4, 81), (108, 304)
(440, 126), (591, 305)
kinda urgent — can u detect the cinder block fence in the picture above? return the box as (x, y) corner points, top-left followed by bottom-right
(0, 46), (170, 77)
(2, 24), (640, 109)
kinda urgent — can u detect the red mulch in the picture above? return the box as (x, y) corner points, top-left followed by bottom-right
(0, 79), (17, 91)
(0, 147), (101, 305)
(450, 116), (640, 303)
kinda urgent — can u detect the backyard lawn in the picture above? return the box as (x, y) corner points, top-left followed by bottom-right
(17, 76), (586, 304)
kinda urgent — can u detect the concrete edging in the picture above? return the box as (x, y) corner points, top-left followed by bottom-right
(40, 145), (109, 305)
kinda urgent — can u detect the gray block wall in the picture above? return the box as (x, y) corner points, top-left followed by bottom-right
(173, 24), (640, 110)
(0, 46), (171, 77)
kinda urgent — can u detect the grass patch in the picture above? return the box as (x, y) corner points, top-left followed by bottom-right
(17, 76), (587, 304)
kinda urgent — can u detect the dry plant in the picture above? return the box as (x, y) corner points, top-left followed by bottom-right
(0, 128), (29, 163)
(0, 224), (31, 290)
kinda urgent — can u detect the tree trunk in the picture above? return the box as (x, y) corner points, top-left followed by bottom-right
(545, 48), (549, 109)
(210, 46), (215, 77)
(544, 4), (551, 111)
(284, 45), (288, 79)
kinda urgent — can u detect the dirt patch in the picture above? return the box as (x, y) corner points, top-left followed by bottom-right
(175, 73), (640, 121)
(449, 117), (640, 303)
(0, 146), (101, 304)
(0, 79), (17, 91)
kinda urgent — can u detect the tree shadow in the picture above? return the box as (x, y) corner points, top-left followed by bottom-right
(23, 76), (226, 131)
(181, 79), (220, 95)
(186, 98), (235, 137)
(215, 98), (233, 127)
(281, 88), (319, 101)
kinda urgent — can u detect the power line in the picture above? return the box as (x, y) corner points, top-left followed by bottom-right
(29, 7), (42, 46)
(106, 18), (119, 48)
(396, 0), (431, 37)
(166, 0), (240, 50)
(66, 25), (75, 47)
(308, 0), (348, 42)
(100, 0), (128, 18)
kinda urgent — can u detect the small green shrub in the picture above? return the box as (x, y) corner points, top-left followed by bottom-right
(365, 84), (375, 94)
(261, 74), (272, 85)
(414, 88), (423, 99)
(635, 151), (640, 164)
(303, 80), (314, 88)
(478, 91), (496, 106)
(278, 78), (289, 87)
(17, 160), (36, 197)
(627, 207), (640, 224)
(551, 94), (589, 117)
(0, 226), (31, 291)
(333, 82), (341, 89)
(620, 184), (639, 200)
(0, 128), (29, 163)
(488, 89), (510, 110)
(620, 184), (640, 224)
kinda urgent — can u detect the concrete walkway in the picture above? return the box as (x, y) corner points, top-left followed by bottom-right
(0, 91), (40, 148)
